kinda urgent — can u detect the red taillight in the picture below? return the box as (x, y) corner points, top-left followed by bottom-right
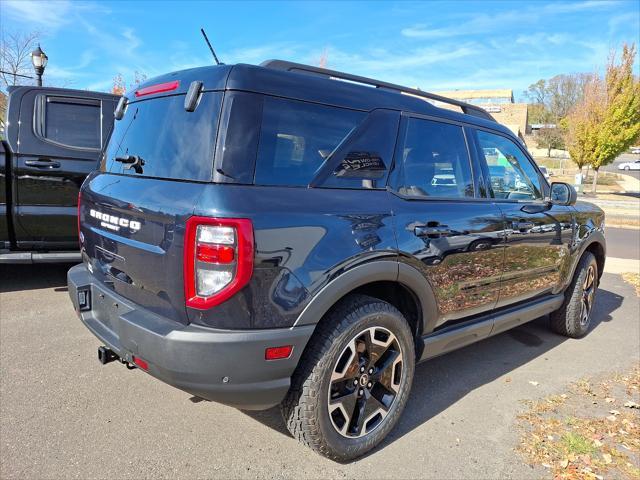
(77, 191), (82, 246)
(184, 217), (254, 309)
(265, 345), (293, 361)
(132, 356), (148, 371)
(196, 244), (235, 264)
(134, 80), (179, 98)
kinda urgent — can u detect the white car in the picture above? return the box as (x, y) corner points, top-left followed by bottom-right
(618, 159), (640, 171)
(630, 147), (640, 154)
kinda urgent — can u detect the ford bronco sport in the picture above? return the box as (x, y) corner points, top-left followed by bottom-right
(68, 60), (606, 461)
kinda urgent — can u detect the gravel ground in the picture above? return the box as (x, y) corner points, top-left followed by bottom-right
(1, 264), (639, 479)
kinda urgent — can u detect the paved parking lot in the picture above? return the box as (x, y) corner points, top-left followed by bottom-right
(1, 255), (639, 478)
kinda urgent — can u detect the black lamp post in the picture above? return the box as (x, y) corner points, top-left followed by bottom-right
(30, 44), (48, 87)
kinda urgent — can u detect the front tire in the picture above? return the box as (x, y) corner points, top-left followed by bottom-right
(550, 252), (598, 338)
(281, 294), (415, 461)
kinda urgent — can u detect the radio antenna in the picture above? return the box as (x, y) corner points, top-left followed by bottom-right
(200, 28), (222, 65)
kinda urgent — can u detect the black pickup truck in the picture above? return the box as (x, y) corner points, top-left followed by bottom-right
(1, 86), (118, 263)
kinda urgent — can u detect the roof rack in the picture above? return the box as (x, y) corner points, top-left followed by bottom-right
(260, 59), (496, 123)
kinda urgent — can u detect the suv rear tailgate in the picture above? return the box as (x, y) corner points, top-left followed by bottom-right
(80, 173), (206, 324)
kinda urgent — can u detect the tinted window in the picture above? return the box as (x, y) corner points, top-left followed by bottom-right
(255, 97), (365, 186)
(323, 110), (399, 189)
(105, 92), (222, 181)
(396, 118), (473, 198)
(45, 98), (101, 149)
(476, 130), (542, 200)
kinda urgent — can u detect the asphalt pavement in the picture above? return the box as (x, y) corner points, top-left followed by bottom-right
(605, 227), (640, 260)
(1, 255), (639, 479)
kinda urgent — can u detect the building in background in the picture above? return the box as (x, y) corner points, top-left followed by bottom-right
(435, 89), (530, 142)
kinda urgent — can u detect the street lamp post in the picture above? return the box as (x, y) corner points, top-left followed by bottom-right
(30, 44), (48, 87)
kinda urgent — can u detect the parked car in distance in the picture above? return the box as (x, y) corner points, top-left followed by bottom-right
(618, 159), (640, 170)
(539, 165), (551, 179)
(68, 61), (606, 461)
(630, 146), (640, 154)
(1, 86), (118, 263)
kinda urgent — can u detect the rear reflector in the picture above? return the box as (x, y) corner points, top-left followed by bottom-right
(265, 345), (293, 361)
(132, 356), (149, 371)
(134, 80), (179, 98)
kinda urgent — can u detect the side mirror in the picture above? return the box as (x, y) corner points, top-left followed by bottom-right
(549, 182), (577, 206)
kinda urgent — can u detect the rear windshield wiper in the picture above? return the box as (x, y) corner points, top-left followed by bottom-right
(115, 155), (145, 174)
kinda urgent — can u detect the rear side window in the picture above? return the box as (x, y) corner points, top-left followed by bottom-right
(395, 117), (474, 198)
(40, 97), (101, 149)
(255, 97), (365, 186)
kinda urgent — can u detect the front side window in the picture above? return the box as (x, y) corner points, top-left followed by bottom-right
(44, 98), (101, 149)
(395, 117), (474, 198)
(476, 130), (542, 200)
(255, 97), (365, 186)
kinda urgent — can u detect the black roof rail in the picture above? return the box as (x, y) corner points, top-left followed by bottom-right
(260, 59), (496, 123)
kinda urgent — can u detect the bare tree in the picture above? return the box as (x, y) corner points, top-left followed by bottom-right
(0, 31), (40, 89)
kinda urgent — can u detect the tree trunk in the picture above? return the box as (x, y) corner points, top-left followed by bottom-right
(591, 168), (599, 194)
(547, 144), (551, 157)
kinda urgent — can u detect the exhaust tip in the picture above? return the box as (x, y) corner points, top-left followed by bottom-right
(97, 346), (118, 365)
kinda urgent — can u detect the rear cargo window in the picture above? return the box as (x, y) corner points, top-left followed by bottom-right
(255, 97), (365, 186)
(104, 92), (222, 181)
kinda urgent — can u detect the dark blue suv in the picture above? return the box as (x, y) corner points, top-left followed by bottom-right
(68, 60), (606, 460)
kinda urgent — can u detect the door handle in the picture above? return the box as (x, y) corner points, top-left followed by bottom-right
(25, 159), (61, 169)
(414, 225), (451, 237)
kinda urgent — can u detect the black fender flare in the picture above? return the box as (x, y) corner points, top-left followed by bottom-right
(293, 260), (438, 339)
(567, 228), (606, 285)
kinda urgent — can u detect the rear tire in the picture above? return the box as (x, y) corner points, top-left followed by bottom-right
(550, 252), (598, 338)
(281, 294), (415, 461)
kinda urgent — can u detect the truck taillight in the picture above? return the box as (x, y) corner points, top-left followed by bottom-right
(184, 217), (254, 309)
(77, 191), (82, 246)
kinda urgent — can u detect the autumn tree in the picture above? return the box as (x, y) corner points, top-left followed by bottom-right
(564, 79), (603, 174)
(525, 73), (593, 155)
(111, 71), (147, 95)
(0, 31), (40, 89)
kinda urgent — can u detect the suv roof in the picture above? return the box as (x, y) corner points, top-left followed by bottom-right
(129, 60), (515, 139)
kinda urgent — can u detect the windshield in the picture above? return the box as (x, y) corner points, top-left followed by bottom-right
(104, 92), (222, 181)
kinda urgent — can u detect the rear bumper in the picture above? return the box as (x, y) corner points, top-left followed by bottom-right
(67, 264), (315, 410)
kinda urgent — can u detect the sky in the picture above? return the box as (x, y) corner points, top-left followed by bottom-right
(2, 0), (639, 99)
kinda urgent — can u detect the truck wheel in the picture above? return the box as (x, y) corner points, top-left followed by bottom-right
(281, 294), (415, 461)
(550, 252), (598, 338)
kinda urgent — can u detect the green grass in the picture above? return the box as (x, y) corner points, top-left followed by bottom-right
(560, 432), (596, 456)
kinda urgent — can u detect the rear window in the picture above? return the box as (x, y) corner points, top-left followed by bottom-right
(104, 92), (222, 181)
(254, 97), (365, 186)
(40, 96), (101, 149)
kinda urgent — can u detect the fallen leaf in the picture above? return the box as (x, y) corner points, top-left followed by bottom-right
(602, 453), (612, 464)
(593, 439), (603, 447)
(529, 381), (539, 386)
(505, 377), (511, 383)
(560, 394), (568, 399)
(623, 400), (640, 409)
(560, 458), (569, 468)
(605, 397), (615, 403)
(609, 409), (621, 415)
(607, 415), (617, 422)
(547, 435), (554, 441)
